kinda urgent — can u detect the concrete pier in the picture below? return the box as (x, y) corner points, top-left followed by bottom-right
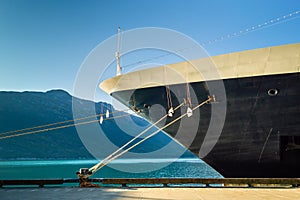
(1, 178), (300, 199)
(1, 187), (300, 200)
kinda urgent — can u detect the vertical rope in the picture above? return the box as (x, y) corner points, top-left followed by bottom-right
(186, 83), (192, 107)
(165, 85), (172, 109)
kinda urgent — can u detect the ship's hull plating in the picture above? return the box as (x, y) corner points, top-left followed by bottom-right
(111, 72), (300, 177)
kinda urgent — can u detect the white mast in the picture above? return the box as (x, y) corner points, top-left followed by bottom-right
(116, 27), (122, 76)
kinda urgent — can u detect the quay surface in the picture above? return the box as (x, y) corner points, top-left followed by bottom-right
(1, 178), (300, 199)
(1, 187), (300, 200)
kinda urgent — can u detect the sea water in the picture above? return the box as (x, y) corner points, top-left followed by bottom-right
(0, 158), (222, 180)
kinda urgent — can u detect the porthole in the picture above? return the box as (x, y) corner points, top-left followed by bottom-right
(268, 88), (279, 96)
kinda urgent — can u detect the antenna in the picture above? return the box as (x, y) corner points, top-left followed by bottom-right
(116, 27), (122, 76)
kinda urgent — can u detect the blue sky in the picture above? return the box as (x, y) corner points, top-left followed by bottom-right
(0, 0), (300, 102)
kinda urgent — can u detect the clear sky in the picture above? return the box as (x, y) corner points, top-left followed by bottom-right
(0, 0), (300, 102)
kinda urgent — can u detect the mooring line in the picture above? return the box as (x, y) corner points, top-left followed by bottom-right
(89, 97), (211, 174)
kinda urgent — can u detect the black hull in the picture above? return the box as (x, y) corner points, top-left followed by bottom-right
(111, 72), (300, 177)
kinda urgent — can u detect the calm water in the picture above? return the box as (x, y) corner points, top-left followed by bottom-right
(0, 158), (223, 180)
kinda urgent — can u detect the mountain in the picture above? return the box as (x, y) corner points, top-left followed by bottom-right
(0, 90), (194, 160)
